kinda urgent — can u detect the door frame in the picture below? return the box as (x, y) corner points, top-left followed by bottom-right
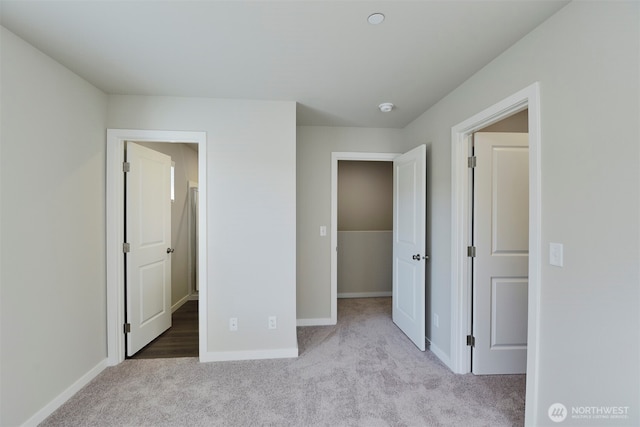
(106, 129), (207, 365)
(329, 152), (400, 324)
(187, 180), (199, 296)
(450, 83), (541, 422)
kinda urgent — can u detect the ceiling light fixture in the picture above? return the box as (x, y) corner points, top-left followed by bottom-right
(367, 13), (385, 25)
(378, 102), (394, 113)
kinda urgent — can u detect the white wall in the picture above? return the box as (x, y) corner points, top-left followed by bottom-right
(136, 142), (198, 307)
(0, 27), (108, 426)
(401, 2), (639, 424)
(296, 126), (405, 320)
(108, 96), (298, 357)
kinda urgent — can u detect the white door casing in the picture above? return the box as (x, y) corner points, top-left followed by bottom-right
(472, 132), (529, 374)
(450, 83), (541, 425)
(106, 129), (207, 366)
(126, 142), (173, 356)
(392, 144), (427, 351)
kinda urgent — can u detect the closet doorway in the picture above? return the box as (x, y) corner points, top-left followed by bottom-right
(331, 148), (427, 349)
(330, 152), (399, 323)
(337, 160), (393, 299)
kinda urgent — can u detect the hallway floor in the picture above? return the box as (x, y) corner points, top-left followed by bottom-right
(130, 300), (198, 359)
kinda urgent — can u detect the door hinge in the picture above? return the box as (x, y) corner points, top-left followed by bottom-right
(466, 335), (475, 347)
(124, 323), (131, 334)
(123, 161), (131, 173)
(123, 242), (131, 253)
(468, 156), (477, 168)
(467, 246), (476, 257)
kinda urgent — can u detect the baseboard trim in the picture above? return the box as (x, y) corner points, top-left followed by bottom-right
(188, 293), (199, 301)
(200, 347), (299, 362)
(22, 358), (108, 427)
(426, 337), (453, 371)
(337, 292), (392, 299)
(296, 317), (334, 326)
(171, 295), (190, 313)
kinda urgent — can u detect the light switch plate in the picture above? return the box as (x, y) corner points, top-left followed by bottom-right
(320, 226), (327, 237)
(550, 242), (563, 267)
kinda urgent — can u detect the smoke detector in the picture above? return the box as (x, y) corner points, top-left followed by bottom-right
(378, 102), (394, 113)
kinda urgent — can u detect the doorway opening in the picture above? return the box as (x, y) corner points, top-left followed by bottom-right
(337, 160), (393, 300)
(450, 83), (541, 423)
(470, 111), (529, 374)
(330, 147), (428, 352)
(106, 129), (207, 366)
(330, 152), (399, 324)
(126, 141), (200, 359)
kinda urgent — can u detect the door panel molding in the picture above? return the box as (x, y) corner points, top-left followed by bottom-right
(490, 277), (528, 348)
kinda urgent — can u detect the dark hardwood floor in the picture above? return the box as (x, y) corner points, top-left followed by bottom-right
(130, 300), (198, 359)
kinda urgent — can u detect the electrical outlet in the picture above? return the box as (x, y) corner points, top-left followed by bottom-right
(268, 316), (277, 330)
(433, 313), (439, 328)
(229, 317), (238, 331)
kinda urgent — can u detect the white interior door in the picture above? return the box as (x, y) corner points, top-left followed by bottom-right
(126, 142), (172, 356)
(392, 145), (426, 351)
(472, 132), (529, 374)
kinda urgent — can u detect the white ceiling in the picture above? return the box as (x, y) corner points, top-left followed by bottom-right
(0, 1), (569, 128)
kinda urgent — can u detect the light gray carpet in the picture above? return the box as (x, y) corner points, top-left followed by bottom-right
(41, 298), (525, 426)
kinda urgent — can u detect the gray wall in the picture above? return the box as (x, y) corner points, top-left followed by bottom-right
(337, 231), (392, 296)
(402, 2), (639, 424)
(296, 126), (405, 320)
(0, 27), (108, 426)
(108, 95), (298, 357)
(136, 142), (199, 307)
(338, 161), (393, 231)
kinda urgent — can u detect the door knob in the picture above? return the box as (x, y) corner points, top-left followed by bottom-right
(167, 248), (175, 254)
(412, 254), (420, 260)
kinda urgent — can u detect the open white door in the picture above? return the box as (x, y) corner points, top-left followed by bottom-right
(392, 145), (426, 351)
(125, 142), (172, 356)
(472, 132), (528, 374)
